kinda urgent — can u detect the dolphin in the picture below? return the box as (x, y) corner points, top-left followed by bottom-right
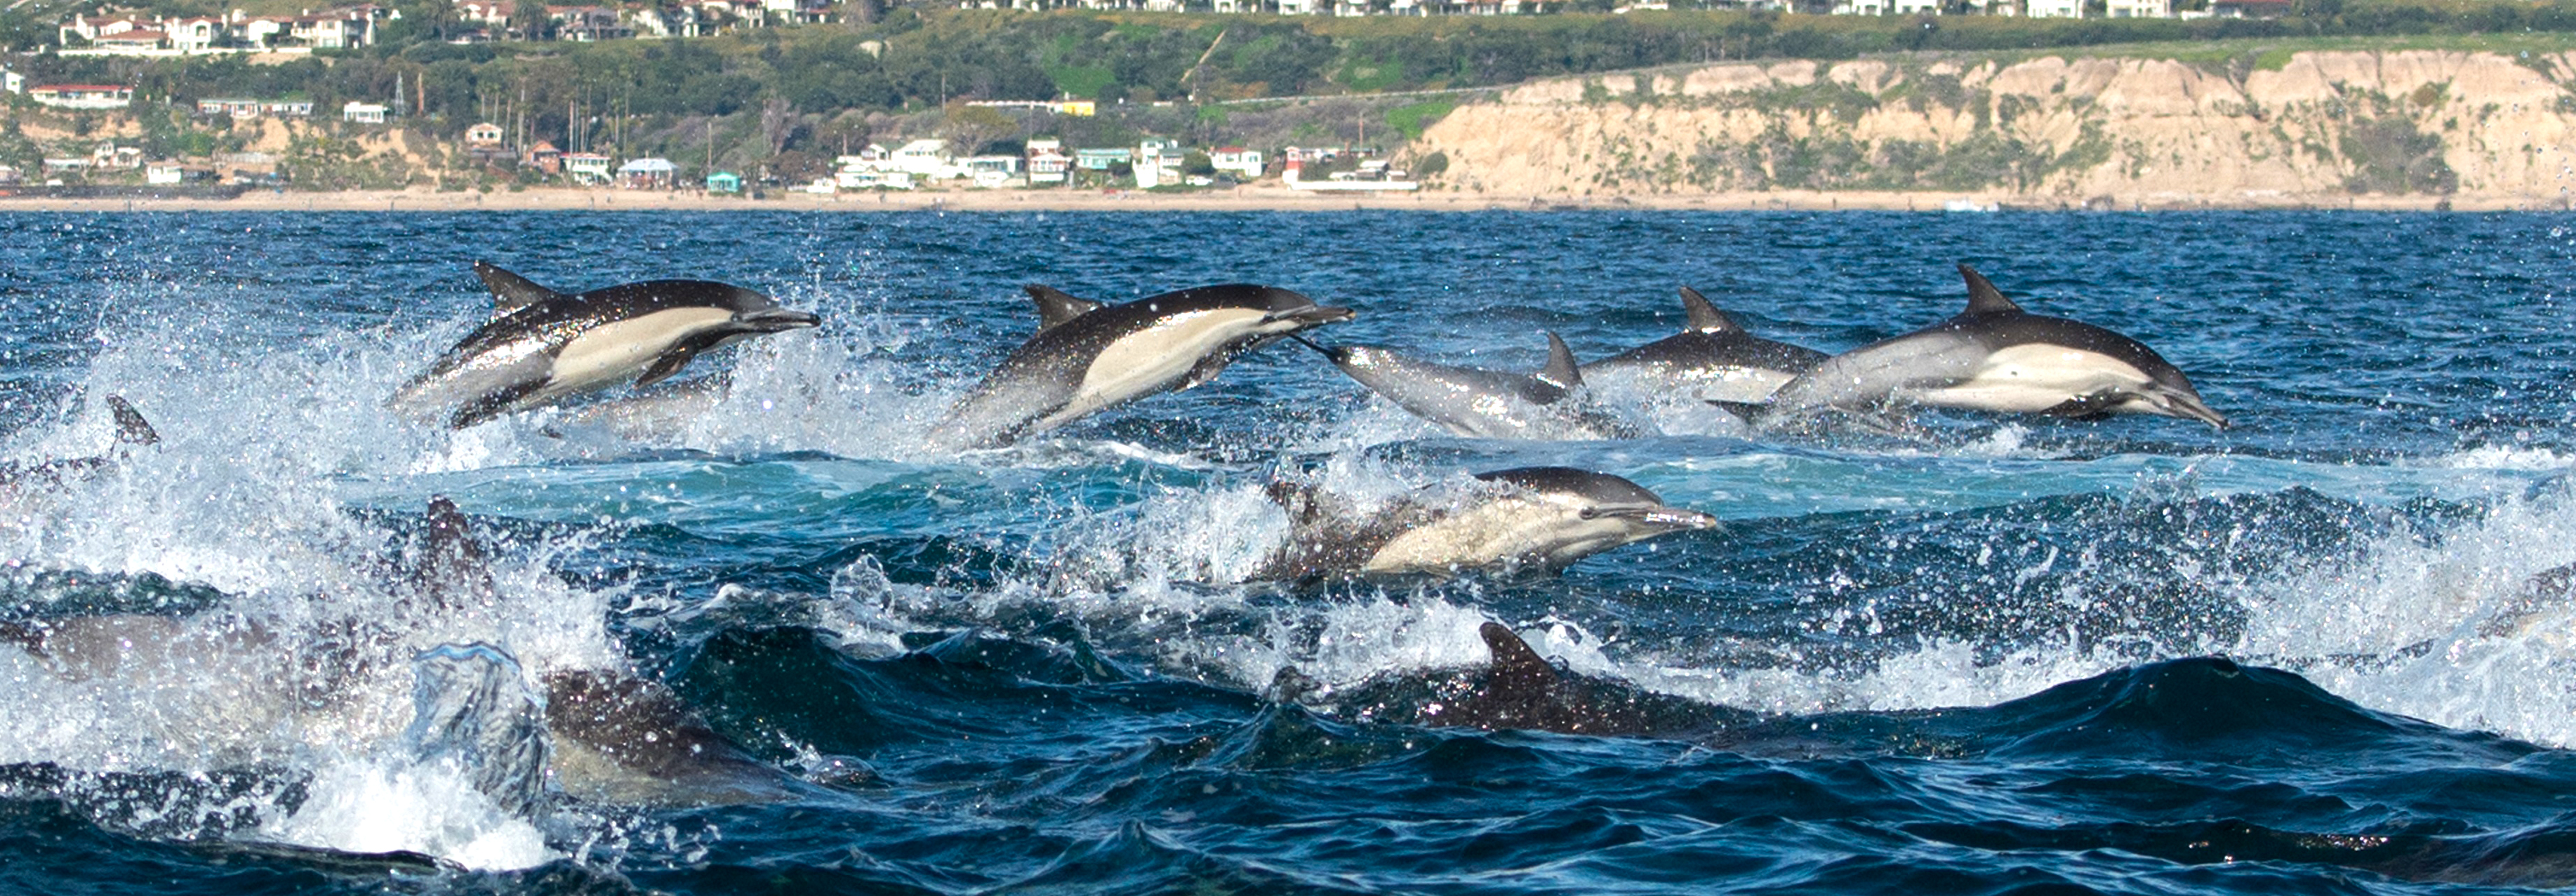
(1252, 466), (1716, 581)
(390, 262), (820, 429)
(1303, 333), (1639, 440)
(1580, 287), (1829, 403)
(1727, 264), (2229, 430)
(2, 499), (795, 808)
(929, 283), (1354, 448)
(1277, 622), (1742, 738)
(0, 395), (158, 488)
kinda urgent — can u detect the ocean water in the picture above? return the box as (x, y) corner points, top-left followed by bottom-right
(2, 209), (2576, 894)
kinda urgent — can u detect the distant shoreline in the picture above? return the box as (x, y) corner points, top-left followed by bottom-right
(0, 185), (2552, 213)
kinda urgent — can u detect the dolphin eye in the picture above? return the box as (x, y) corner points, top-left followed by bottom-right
(1576, 507), (1601, 519)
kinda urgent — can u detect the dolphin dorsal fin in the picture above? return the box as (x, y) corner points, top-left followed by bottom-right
(105, 396), (157, 448)
(1678, 287), (1744, 333)
(1479, 622), (1558, 686)
(1958, 263), (2024, 315)
(1534, 332), (1584, 391)
(473, 261), (566, 315)
(1025, 285), (1103, 331)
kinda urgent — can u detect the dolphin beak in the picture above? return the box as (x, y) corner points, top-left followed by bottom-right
(1266, 305), (1357, 328)
(736, 307), (821, 333)
(2156, 390), (2231, 430)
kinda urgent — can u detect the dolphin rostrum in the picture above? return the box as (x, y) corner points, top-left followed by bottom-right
(1581, 287), (1829, 403)
(1253, 466), (1716, 581)
(1303, 333), (1638, 440)
(930, 283), (1354, 449)
(1729, 264), (2229, 430)
(390, 262), (820, 429)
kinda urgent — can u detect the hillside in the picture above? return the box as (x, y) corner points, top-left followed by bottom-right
(1411, 43), (2576, 207)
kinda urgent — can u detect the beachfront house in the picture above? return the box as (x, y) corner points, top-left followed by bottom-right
(466, 122), (505, 147)
(2106, 0), (2169, 15)
(2, 69), (20, 94)
(2024, 0), (2081, 15)
(564, 152), (613, 185)
(1026, 138), (1070, 185)
(1133, 138), (1185, 189)
(1210, 147), (1263, 180)
(146, 161), (214, 185)
(706, 170), (742, 193)
(890, 140), (959, 178)
(343, 102), (389, 123)
(618, 157), (677, 188)
(1073, 148), (1131, 173)
(526, 141), (563, 173)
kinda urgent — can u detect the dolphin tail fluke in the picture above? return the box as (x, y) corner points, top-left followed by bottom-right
(1957, 263), (2024, 315)
(472, 261), (566, 315)
(105, 396), (157, 448)
(1678, 287), (1744, 334)
(1535, 333), (1585, 391)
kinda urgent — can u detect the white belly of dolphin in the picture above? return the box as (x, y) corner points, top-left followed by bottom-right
(1040, 308), (1278, 429)
(542, 307), (738, 399)
(1904, 343), (2154, 413)
(1362, 499), (1640, 575)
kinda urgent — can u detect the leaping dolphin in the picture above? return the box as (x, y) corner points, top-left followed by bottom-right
(1303, 333), (1638, 440)
(1252, 466), (1715, 581)
(929, 283), (1354, 449)
(1727, 264), (2229, 430)
(0, 395), (158, 488)
(1581, 287), (1828, 403)
(390, 262), (820, 429)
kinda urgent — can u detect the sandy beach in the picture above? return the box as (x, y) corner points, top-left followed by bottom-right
(0, 184), (2553, 213)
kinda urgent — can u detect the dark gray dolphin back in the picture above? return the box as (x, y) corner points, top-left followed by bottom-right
(1473, 466), (1666, 507)
(1583, 287), (1828, 377)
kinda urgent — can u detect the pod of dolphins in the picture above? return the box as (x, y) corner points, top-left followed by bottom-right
(2, 258), (2261, 820)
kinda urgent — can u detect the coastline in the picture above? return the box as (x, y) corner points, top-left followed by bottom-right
(0, 185), (2556, 213)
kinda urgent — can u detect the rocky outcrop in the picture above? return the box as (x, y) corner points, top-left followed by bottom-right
(1412, 50), (2576, 208)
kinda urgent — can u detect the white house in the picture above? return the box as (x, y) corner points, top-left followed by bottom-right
(2, 69), (22, 94)
(167, 16), (223, 51)
(564, 152), (613, 184)
(2025, 0), (2082, 15)
(30, 85), (134, 109)
(1210, 146), (1263, 180)
(343, 101), (388, 123)
(891, 139), (961, 178)
(2105, 0), (2169, 15)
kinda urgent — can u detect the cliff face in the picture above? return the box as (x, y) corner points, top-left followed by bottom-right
(1412, 51), (2576, 207)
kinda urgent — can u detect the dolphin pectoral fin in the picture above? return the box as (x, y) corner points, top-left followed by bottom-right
(2043, 392), (2124, 421)
(1705, 399), (1768, 426)
(472, 261), (567, 315)
(1024, 285), (1103, 332)
(1535, 332), (1585, 392)
(635, 344), (705, 389)
(1958, 263), (2026, 316)
(1678, 287), (1744, 334)
(105, 396), (158, 448)
(449, 380), (549, 429)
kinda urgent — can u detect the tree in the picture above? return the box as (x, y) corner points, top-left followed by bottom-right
(938, 103), (1016, 157)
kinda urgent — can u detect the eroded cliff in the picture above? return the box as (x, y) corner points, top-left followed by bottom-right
(1412, 50), (2576, 207)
